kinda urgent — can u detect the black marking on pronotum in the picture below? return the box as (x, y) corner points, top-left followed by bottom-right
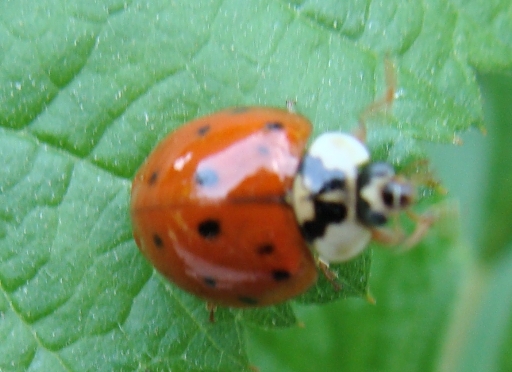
(256, 244), (275, 255)
(264, 122), (284, 131)
(153, 234), (164, 248)
(197, 124), (211, 136)
(299, 155), (346, 194)
(195, 168), (219, 187)
(148, 171), (159, 185)
(197, 219), (221, 239)
(272, 270), (291, 281)
(319, 178), (346, 194)
(203, 277), (217, 288)
(238, 296), (258, 305)
(301, 200), (348, 242)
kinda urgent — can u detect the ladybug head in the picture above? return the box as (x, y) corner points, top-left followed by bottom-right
(356, 162), (415, 227)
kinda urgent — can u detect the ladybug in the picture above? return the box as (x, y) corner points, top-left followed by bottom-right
(130, 106), (431, 313)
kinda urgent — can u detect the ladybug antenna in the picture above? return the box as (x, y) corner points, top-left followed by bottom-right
(356, 58), (396, 143)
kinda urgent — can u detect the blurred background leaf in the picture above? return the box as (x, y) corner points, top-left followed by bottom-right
(247, 71), (512, 372)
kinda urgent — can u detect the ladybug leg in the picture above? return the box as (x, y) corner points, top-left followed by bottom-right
(206, 302), (217, 323)
(356, 58), (396, 143)
(400, 210), (436, 250)
(370, 210), (436, 251)
(370, 214), (405, 245)
(317, 259), (342, 291)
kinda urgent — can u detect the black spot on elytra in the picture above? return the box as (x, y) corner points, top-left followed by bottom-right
(198, 219), (221, 239)
(257, 244), (275, 255)
(195, 168), (219, 187)
(272, 270), (291, 281)
(203, 277), (217, 288)
(153, 234), (164, 248)
(301, 201), (348, 242)
(148, 171), (158, 185)
(264, 121), (284, 131)
(238, 296), (258, 305)
(197, 124), (210, 136)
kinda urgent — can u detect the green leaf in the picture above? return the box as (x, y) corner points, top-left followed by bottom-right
(432, 71), (512, 372)
(438, 247), (512, 372)
(1, 0), (511, 371)
(476, 73), (512, 261)
(295, 250), (372, 304)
